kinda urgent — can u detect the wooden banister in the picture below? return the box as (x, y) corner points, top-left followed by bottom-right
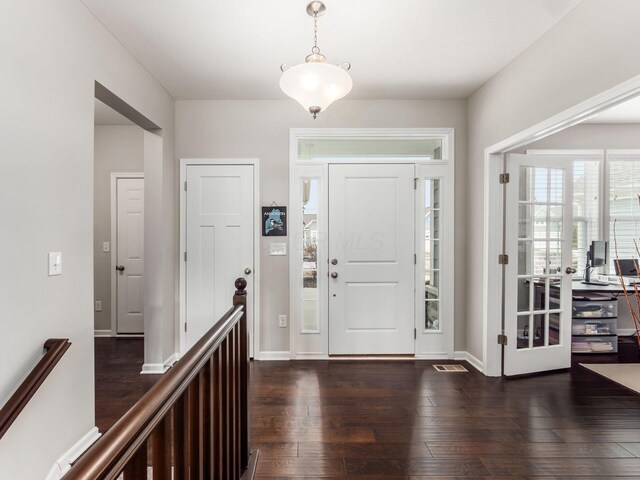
(65, 278), (254, 480)
(0, 338), (71, 439)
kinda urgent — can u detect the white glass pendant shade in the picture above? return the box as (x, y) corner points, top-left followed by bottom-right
(280, 62), (352, 117)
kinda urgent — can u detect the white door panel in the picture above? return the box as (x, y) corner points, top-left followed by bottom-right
(329, 163), (414, 355)
(116, 178), (145, 334)
(186, 165), (254, 351)
(504, 154), (573, 376)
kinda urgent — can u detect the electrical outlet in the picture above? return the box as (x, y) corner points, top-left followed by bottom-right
(103, 241), (110, 252)
(278, 314), (287, 328)
(95, 300), (102, 312)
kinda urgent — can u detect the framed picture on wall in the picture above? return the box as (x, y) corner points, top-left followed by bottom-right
(262, 206), (287, 236)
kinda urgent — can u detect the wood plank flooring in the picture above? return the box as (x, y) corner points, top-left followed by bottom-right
(95, 337), (640, 478)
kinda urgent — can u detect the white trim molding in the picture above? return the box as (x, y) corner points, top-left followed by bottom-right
(259, 351), (291, 361)
(110, 172), (144, 337)
(453, 351), (484, 373)
(45, 427), (101, 480)
(93, 329), (112, 337)
(483, 74), (640, 377)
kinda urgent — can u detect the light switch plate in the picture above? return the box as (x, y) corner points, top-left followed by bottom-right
(95, 300), (102, 312)
(48, 252), (62, 276)
(270, 243), (287, 256)
(103, 242), (110, 252)
(278, 315), (287, 328)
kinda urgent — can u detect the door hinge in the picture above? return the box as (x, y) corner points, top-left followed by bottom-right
(499, 173), (510, 184)
(184, 181), (187, 191)
(185, 322), (188, 332)
(184, 251), (187, 262)
(414, 253), (417, 265)
(414, 328), (417, 339)
(414, 178), (418, 190)
(497, 334), (508, 345)
(498, 254), (509, 265)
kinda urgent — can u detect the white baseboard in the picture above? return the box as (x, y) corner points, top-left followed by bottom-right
(93, 329), (112, 337)
(141, 363), (169, 374)
(45, 427), (101, 480)
(454, 351), (484, 373)
(164, 352), (179, 369)
(258, 351), (291, 360)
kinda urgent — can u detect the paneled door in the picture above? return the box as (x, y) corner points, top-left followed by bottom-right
(185, 165), (254, 351)
(504, 154), (574, 375)
(116, 178), (145, 334)
(328, 163), (415, 354)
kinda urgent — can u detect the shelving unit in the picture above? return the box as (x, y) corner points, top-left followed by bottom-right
(571, 294), (618, 354)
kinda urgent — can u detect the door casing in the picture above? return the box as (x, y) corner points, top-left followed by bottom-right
(110, 172), (144, 336)
(288, 128), (455, 359)
(179, 158), (261, 359)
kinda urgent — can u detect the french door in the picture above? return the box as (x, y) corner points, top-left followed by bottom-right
(504, 154), (574, 375)
(328, 163), (415, 355)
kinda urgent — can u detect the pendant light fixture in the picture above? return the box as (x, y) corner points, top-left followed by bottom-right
(280, 1), (352, 119)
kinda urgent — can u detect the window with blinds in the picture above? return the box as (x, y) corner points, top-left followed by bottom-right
(573, 160), (600, 274)
(609, 158), (640, 264)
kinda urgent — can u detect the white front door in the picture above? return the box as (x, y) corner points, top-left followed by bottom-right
(328, 163), (415, 355)
(504, 154), (574, 376)
(116, 177), (145, 334)
(185, 165), (254, 352)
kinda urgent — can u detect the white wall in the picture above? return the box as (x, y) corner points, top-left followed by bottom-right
(0, 1), (175, 478)
(175, 99), (467, 355)
(466, 0), (640, 365)
(93, 126), (144, 332)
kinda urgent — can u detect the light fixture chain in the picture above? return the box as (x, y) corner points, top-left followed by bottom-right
(312, 13), (320, 54)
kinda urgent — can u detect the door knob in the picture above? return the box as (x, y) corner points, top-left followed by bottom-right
(565, 266), (577, 274)
(244, 267), (252, 275)
(115, 265), (125, 272)
(330, 272), (338, 279)
(331, 259), (338, 265)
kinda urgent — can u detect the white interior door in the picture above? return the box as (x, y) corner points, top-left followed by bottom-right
(116, 178), (145, 334)
(185, 164), (254, 351)
(504, 154), (574, 376)
(328, 163), (415, 355)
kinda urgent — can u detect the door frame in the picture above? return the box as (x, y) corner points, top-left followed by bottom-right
(483, 74), (640, 377)
(110, 172), (144, 337)
(288, 128), (455, 359)
(178, 158), (261, 358)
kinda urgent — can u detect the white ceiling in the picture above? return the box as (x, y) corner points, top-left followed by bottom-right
(585, 95), (640, 123)
(94, 99), (135, 125)
(81, 0), (582, 100)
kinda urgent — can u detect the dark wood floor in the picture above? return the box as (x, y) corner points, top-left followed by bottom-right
(95, 337), (640, 478)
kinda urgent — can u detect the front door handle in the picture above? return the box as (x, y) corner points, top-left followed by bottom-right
(115, 265), (125, 272)
(565, 266), (576, 275)
(330, 272), (338, 279)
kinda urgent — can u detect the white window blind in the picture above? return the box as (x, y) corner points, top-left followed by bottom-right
(609, 158), (640, 264)
(573, 160), (600, 274)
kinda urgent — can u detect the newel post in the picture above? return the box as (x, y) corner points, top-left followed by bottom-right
(233, 277), (250, 469)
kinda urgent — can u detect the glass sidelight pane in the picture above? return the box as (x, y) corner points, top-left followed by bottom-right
(426, 300), (439, 330)
(302, 178), (319, 332)
(519, 167), (533, 202)
(549, 312), (560, 345)
(533, 241), (547, 275)
(519, 204), (532, 239)
(534, 205), (548, 238)
(518, 241), (532, 275)
(425, 178), (442, 332)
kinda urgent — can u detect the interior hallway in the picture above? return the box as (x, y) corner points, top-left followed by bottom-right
(95, 337), (640, 478)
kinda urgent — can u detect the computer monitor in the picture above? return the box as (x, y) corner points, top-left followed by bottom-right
(589, 241), (608, 267)
(615, 259), (639, 277)
(583, 241), (609, 285)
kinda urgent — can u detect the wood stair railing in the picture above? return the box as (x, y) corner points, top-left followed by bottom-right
(0, 338), (71, 440)
(64, 278), (255, 480)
